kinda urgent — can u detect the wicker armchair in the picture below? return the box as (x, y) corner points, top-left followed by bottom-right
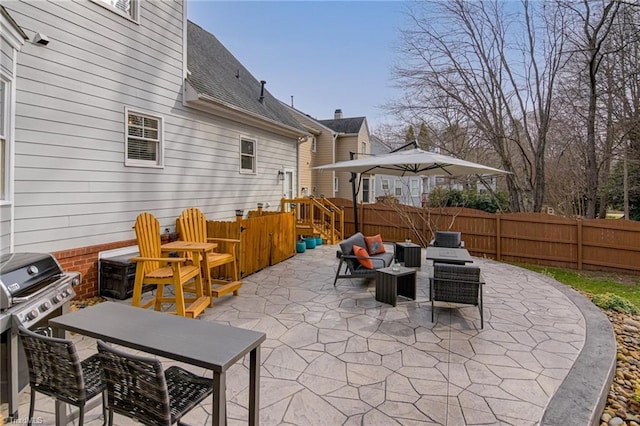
(96, 340), (213, 426)
(17, 326), (107, 425)
(429, 264), (484, 328)
(429, 231), (465, 248)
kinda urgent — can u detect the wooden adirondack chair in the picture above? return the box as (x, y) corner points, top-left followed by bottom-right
(131, 212), (209, 319)
(177, 208), (242, 306)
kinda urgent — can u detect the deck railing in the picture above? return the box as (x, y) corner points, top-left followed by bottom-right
(281, 197), (344, 244)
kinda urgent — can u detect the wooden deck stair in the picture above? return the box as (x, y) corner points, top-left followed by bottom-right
(285, 196), (344, 245)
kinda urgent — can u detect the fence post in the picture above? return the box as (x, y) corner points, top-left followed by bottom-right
(577, 220), (583, 270)
(496, 214), (501, 261)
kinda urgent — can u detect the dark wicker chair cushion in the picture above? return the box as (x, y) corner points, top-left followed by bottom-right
(97, 340), (213, 426)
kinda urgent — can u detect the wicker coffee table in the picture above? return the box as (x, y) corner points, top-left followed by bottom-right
(395, 242), (422, 267)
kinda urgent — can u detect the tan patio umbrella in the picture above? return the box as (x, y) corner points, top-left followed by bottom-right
(313, 144), (509, 232)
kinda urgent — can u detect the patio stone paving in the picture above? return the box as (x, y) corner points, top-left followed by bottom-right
(13, 243), (613, 425)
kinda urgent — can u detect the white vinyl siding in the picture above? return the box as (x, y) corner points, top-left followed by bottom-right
(91, 0), (139, 22)
(4, 0), (298, 253)
(240, 137), (256, 174)
(125, 109), (163, 167)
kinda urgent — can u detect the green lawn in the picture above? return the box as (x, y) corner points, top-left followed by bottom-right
(514, 263), (640, 310)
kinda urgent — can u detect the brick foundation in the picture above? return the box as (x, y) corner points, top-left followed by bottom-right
(51, 239), (137, 299)
(51, 234), (177, 300)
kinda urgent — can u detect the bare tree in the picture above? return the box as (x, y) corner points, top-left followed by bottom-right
(390, 0), (567, 212)
(558, 0), (621, 218)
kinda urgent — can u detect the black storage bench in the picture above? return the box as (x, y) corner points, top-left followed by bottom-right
(99, 253), (152, 300)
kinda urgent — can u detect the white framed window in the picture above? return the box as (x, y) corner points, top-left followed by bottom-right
(125, 108), (163, 168)
(395, 179), (402, 196)
(311, 136), (317, 153)
(361, 142), (366, 155)
(334, 177), (339, 193)
(92, 0), (138, 21)
(362, 177), (370, 203)
(410, 179), (420, 196)
(381, 178), (390, 191)
(240, 137), (256, 174)
(0, 79), (8, 201)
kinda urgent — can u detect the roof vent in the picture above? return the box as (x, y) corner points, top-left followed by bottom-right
(259, 80), (266, 104)
(334, 109), (343, 119)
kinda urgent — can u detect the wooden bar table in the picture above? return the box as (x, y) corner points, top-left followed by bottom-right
(50, 302), (266, 426)
(161, 240), (217, 304)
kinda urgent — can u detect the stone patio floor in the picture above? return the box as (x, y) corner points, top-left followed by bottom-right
(13, 243), (615, 425)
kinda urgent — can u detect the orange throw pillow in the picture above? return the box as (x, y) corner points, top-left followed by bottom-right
(365, 234), (386, 255)
(352, 245), (373, 269)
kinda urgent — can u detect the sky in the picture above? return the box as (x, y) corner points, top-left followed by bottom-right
(186, 1), (408, 130)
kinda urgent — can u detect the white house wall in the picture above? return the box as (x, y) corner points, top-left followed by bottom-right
(6, 0), (297, 253)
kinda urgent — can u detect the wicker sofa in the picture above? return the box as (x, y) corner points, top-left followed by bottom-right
(333, 232), (395, 286)
(429, 263), (484, 328)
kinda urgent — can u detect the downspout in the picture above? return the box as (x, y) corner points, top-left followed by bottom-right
(182, 1), (187, 81)
(332, 132), (338, 197)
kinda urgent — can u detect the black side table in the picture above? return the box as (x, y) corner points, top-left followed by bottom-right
(375, 266), (417, 307)
(395, 242), (422, 267)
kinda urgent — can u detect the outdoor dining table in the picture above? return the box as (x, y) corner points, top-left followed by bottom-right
(49, 301), (266, 426)
(426, 246), (474, 265)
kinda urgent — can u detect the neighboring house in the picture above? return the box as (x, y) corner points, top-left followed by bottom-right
(370, 136), (424, 207)
(281, 102), (336, 198)
(283, 106), (371, 203)
(1, 0), (306, 296)
(317, 109), (370, 202)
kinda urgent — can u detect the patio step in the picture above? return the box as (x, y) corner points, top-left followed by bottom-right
(212, 280), (242, 298)
(184, 296), (209, 319)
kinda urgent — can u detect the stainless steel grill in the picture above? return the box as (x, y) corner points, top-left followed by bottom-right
(0, 252), (80, 420)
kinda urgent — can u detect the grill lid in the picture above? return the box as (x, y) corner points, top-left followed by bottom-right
(0, 252), (64, 298)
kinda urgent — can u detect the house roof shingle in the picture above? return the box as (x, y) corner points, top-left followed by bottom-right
(186, 20), (304, 132)
(318, 116), (366, 134)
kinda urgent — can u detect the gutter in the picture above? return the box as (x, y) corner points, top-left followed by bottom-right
(184, 82), (307, 139)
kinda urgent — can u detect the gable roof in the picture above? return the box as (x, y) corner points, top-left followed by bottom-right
(318, 117), (366, 134)
(186, 20), (305, 135)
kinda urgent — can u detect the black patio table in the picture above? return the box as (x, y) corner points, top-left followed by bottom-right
(50, 301), (266, 426)
(426, 246), (474, 265)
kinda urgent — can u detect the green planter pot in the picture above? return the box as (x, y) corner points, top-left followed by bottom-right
(315, 237), (323, 246)
(296, 241), (306, 253)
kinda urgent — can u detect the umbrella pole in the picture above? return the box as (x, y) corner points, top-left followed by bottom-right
(351, 171), (359, 233)
(349, 151), (360, 233)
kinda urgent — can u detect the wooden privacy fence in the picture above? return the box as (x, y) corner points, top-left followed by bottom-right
(329, 198), (640, 275)
(207, 210), (296, 278)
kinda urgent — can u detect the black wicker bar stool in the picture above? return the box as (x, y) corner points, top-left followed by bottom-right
(96, 340), (214, 426)
(17, 326), (107, 425)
